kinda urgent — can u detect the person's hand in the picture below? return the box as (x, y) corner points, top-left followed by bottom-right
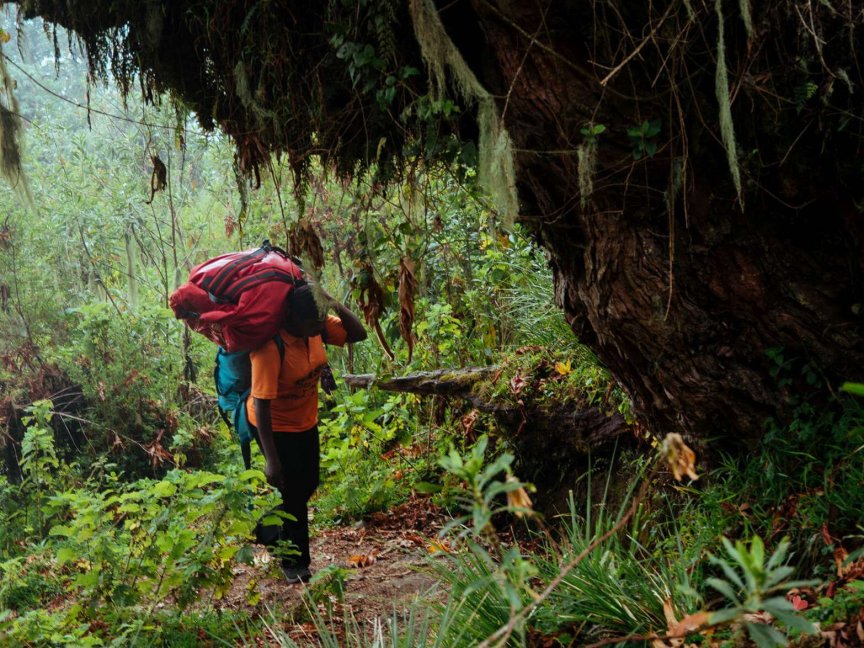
(264, 458), (285, 490)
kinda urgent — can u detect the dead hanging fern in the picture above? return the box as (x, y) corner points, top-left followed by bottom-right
(288, 219), (325, 270)
(715, 0), (744, 209)
(398, 256), (417, 363)
(408, 0), (518, 226)
(355, 262), (395, 361)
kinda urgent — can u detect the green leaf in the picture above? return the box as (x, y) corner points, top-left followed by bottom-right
(770, 608), (817, 634)
(152, 481), (177, 498)
(56, 547), (77, 564)
(709, 607), (742, 625)
(706, 577), (740, 604)
(766, 540), (789, 570)
(840, 382), (864, 396)
(709, 555), (745, 590)
(413, 481), (442, 494)
(746, 622), (788, 648)
(765, 565), (794, 588)
(237, 469), (264, 482)
(236, 545), (255, 564)
(49, 524), (73, 537)
(751, 536), (765, 569)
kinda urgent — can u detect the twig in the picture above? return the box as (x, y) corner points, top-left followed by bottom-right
(1, 54), (181, 132)
(600, 1), (678, 86)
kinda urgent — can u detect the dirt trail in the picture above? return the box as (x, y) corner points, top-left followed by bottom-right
(215, 495), (450, 642)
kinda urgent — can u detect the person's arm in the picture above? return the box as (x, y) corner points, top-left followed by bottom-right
(253, 397), (284, 490)
(323, 291), (367, 343)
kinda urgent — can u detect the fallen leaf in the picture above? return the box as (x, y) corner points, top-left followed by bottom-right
(792, 595), (809, 611)
(669, 611), (710, 636)
(427, 540), (451, 554)
(821, 523), (835, 547)
(834, 547), (850, 578)
(348, 551), (377, 568)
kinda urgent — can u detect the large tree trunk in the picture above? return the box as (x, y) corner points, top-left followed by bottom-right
(437, 0), (864, 440)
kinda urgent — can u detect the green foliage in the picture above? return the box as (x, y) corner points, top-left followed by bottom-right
(809, 579), (864, 627)
(579, 122), (606, 144)
(627, 119), (662, 159)
(475, 346), (631, 419)
(438, 435), (533, 538)
(706, 536), (818, 647)
(0, 422), (277, 646)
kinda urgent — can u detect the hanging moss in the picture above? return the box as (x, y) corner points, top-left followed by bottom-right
(0, 42), (29, 203)
(409, 0), (518, 226)
(715, 0), (744, 209)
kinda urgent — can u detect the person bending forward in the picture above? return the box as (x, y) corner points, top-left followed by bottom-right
(247, 284), (367, 583)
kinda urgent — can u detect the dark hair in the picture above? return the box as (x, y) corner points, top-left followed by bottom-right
(288, 284), (322, 322)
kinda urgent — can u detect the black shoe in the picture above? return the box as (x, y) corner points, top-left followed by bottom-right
(281, 564), (312, 584)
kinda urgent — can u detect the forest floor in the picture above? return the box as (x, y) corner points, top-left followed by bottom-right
(216, 494), (449, 644)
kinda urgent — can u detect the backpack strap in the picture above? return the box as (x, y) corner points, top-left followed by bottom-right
(201, 246), (268, 297)
(221, 269), (305, 302)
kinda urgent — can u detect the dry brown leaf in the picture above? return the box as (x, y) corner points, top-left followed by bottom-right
(661, 433), (699, 481)
(347, 551), (377, 568)
(427, 540), (451, 554)
(398, 257), (417, 362)
(669, 612), (710, 637)
(404, 533), (426, 546)
(835, 547), (851, 577)
(354, 263), (394, 360)
(654, 598), (710, 647)
(145, 429), (172, 468)
(461, 409), (480, 437)
(506, 476), (534, 518)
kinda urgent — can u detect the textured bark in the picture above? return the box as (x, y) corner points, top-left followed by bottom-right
(438, 0), (864, 440)
(344, 368), (497, 395)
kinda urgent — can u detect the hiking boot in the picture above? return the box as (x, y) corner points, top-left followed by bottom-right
(280, 564), (312, 584)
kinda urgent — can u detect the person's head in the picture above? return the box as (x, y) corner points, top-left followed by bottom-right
(284, 283), (325, 338)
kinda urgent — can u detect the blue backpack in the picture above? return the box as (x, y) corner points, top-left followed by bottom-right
(214, 336), (285, 469)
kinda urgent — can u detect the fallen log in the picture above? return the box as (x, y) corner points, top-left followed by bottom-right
(344, 367), (634, 507)
(343, 367), (497, 396)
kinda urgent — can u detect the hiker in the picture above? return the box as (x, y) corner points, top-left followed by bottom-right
(247, 283), (366, 583)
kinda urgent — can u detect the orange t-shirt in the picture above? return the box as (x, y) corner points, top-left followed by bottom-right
(247, 315), (348, 432)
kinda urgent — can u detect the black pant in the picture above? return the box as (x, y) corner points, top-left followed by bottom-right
(253, 425), (320, 568)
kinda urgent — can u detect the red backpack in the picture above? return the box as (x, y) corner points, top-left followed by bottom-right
(170, 241), (305, 352)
